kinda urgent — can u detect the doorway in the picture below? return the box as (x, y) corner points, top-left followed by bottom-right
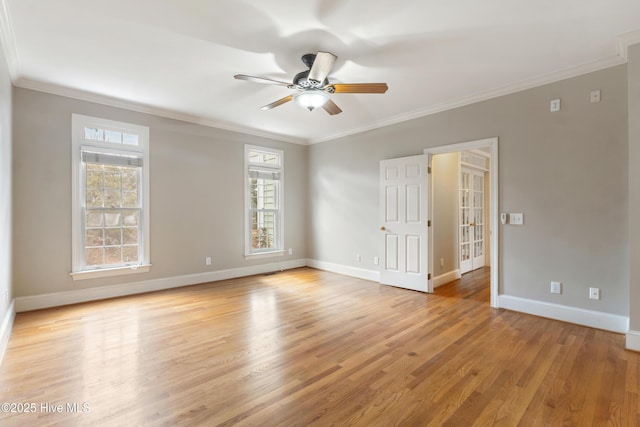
(425, 138), (499, 308)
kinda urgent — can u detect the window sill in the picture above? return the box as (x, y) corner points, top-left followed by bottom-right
(244, 250), (285, 260)
(70, 264), (152, 281)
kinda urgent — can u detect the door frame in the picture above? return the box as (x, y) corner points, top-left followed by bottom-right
(425, 137), (499, 308)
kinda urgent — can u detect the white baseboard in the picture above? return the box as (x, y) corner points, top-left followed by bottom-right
(0, 301), (15, 366)
(627, 330), (640, 352)
(498, 295), (629, 334)
(433, 269), (461, 288)
(306, 259), (379, 282)
(15, 259), (307, 312)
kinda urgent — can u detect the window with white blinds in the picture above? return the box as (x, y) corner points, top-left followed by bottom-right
(71, 114), (150, 280)
(245, 145), (284, 256)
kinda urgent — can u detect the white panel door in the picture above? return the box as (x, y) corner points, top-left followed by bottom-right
(460, 167), (485, 274)
(379, 155), (429, 292)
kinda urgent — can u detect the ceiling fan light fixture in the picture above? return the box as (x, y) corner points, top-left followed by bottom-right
(293, 90), (329, 111)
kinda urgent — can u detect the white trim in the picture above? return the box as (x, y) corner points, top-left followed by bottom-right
(433, 269), (461, 288)
(244, 250), (285, 260)
(627, 330), (640, 352)
(0, 301), (15, 366)
(499, 295), (629, 334)
(70, 264), (151, 280)
(310, 56), (625, 144)
(616, 30), (640, 61)
(244, 145), (284, 257)
(15, 259), (307, 313)
(13, 78), (307, 145)
(306, 259), (380, 282)
(0, 0), (19, 80)
(71, 114), (151, 277)
(425, 137), (499, 307)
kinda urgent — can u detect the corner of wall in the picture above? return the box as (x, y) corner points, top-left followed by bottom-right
(627, 330), (640, 352)
(0, 300), (15, 366)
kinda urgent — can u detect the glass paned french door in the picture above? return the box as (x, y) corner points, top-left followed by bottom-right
(460, 167), (485, 274)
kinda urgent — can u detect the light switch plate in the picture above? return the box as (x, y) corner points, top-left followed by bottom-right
(551, 281), (562, 294)
(550, 99), (561, 112)
(510, 213), (524, 225)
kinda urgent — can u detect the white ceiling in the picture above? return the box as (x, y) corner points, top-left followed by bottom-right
(2, 0), (640, 144)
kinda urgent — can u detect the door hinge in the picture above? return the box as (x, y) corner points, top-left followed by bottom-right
(428, 166), (432, 174)
(428, 273), (431, 280)
(428, 220), (432, 227)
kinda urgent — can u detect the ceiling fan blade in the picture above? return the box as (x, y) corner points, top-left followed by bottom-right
(330, 83), (389, 94)
(322, 99), (342, 115)
(260, 95), (293, 110)
(308, 51), (337, 85)
(234, 74), (292, 87)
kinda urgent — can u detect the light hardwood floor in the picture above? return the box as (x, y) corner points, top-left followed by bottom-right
(0, 267), (638, 426)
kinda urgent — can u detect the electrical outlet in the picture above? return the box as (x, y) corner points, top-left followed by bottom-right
(440, 258), (444, 268)
(373, 256), (379, 265)
(589, 287), (600, 300)
(590, 90), (601, 103)
(550, 281), (562, 294)
(550, 99), (561, 112)
(288, 248), (293, 255)
(205, 257), (212, 266)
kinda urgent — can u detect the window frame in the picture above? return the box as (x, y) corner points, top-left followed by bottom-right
(71, 114), (151, 280)
(244, 145), (285, 258)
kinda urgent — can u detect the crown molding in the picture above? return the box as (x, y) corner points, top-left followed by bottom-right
(616, 29), (640, 61)
(310, 54), (626, 144)
(0, 0), (19, 80)
(13, 77), (309, 145)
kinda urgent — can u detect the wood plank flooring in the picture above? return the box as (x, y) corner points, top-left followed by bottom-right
(0, 267), (638, 426)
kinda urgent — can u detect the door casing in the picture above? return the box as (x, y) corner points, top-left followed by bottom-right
(425, 138), (499, 308)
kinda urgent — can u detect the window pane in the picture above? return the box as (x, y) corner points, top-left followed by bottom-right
(122, 191), (138, 208)
(123, 133), (139, 146)
(123, 245), (139, 262)
(86, 211), (104, 227)
(251, 211), (276, 249)
(86, 190), (103, 208)
(123, 227), (138, 245)
(122, 210), (139, 226)
(86, 168), (103, 189)
(103, 172), (121, 189)
(86, 248), (104, 265)
(249, 150), (280, 166)
(104, 130), (122, 143)
(84, 127), (104, 141)
(104, 190), (121, 208)
(105, 211), (121, 226)
(122, 169), (137, 190)
(86, 229), (104, 246)
(105, 228), (122, 245)
(105, 247), (122, 264)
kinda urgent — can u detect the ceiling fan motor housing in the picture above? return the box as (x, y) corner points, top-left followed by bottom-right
(293, 70), (328, 88)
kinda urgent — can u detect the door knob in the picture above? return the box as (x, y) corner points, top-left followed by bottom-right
(380, 226), (386, 231)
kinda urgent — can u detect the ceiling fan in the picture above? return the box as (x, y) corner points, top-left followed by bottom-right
(234, 51), (388, 115)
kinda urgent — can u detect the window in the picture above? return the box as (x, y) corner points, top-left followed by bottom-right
(245, 145), (284, 257)
(71, 114), (150, 280)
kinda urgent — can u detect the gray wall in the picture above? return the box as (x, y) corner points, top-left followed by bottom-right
(12, 88), (308, 298)
(432, 152), (459, 277)
(629, 44), (640, 332)
(0, 37), (12, 324)
(309, 65), (628, 316)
